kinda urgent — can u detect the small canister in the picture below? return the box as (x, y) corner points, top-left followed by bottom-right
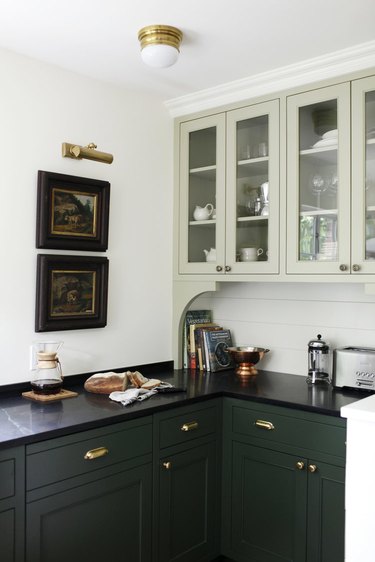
(307, 334), (331, 384)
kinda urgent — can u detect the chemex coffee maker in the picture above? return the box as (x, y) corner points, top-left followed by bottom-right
(30, 341), (63, 395)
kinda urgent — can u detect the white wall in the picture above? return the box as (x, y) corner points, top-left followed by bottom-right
(193, 282), (375, 376)
(0, 48), (173, 386)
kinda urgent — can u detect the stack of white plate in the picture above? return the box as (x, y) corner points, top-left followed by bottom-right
(312, 129), (338, 149)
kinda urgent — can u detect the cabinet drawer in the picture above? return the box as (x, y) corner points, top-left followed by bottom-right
(158, 404), (217, 449)
(26, 417), (152, 490)
(232, 405), (346, 458)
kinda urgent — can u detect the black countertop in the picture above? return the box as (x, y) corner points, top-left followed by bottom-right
(0, 368), (365, 449)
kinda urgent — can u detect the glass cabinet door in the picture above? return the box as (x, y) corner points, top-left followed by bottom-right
(179, 114), (226, 274)
(287, 84), (351, 274)
(352, 75), (375, 274)
(226, 100), (279, 273)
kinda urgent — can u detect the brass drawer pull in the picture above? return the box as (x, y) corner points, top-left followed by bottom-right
(163, 461), (172, 470)
(296, 461), (305, 470)
(180, 421), (199, 432)
(84, 447), (109, 460)
(255, 419), (275, 431)
(308, 464), (318, 473)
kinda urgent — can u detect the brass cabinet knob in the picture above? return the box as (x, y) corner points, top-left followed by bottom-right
(225, 265), (231, 272)
(308, 464), (318, 473)
(163, 461), (172, 470)
(339, 264), (347, 271)
(84, 447), (109, 460)
(180, 421), (198, 432)
(296, 461), (305, 471)
(216, 265), (223, 272)
(352, 264), (360, 272)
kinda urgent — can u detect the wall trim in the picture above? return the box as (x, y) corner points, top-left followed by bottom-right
(165, 39), (375, 118)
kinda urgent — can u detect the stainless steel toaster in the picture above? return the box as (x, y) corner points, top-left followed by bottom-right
(333, 347), (375, 390)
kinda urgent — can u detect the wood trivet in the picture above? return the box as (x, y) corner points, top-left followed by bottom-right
(22, 389), (78, 402)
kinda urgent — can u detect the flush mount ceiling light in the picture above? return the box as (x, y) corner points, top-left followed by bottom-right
(138, 25), (183, 68)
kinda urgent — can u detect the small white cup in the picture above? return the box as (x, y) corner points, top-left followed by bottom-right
(240, 247), (264, 261)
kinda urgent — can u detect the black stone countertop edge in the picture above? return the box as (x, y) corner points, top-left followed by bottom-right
(0, 366), (367, 450)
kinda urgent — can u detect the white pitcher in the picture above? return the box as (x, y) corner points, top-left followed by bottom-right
(193, 203), (214, 221)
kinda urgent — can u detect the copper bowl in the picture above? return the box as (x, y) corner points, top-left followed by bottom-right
(228, 346), (269, 377)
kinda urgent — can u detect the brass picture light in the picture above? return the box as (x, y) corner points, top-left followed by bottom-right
(62, 142), (114, 164)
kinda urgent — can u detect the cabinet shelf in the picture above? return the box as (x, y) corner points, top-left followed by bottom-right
(237, 215), (268, 223)
(300, 146), (337, 164)
(189, 219), (216, 226)
(299, 208), (338, 217)
(189, 165), (216, 180)
(237, 157), (268, 178)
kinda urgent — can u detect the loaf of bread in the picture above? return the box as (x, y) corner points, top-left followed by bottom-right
(127, 371), (149, 388)
(141, 378), (161, 390)
(84, 372), (128, 394)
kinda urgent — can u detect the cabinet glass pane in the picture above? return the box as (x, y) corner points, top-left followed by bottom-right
(365, 90), (375, 261)
(298, 99), (339, 262)
(188, 127), (217, 263)
(235, 116), (269, 263)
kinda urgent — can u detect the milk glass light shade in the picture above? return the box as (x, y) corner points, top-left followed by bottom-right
(138, 25), (183, 68)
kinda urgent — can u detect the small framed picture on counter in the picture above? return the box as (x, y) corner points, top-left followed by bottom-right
(36, 170), (110, 251)
(35, 254), (109, 332)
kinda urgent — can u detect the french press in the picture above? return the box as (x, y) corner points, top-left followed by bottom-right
(307, 334), (331, 384)
(30, 341), (63, 395)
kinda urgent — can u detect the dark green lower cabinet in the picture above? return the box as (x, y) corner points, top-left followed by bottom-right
(306, 460), (345, 562)
(157, 440), (218, 562)
(26, 462), (152, 562)
(0, 447), (25, 562)
(231, 442), (307, 562)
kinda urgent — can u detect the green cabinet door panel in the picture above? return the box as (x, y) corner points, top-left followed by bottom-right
(231, 442), (307, 562)
(0, 447), (25, 562)
(26, 462), (152, 562)
(0, 508), (16, 562)
(306, 461), (345, 562)
(158, 441), (218, 562)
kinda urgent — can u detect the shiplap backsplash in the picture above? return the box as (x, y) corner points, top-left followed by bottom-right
(192, 282), (375, 376)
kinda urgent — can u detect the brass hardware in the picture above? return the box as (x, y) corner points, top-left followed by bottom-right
(308, 464), (318, 473)
(138, 25), (183, 52)
(296, 461), (305, 470)
(163, 461), (172, 470)
(181, 421), (199, 432)
(339, 264), (347, 271)
(225, 265), (231, 272)
(352, 264), (360, 272)
(216, 265), (223, 272)
(255, 419), (275, 431)
(84, 447), (109, 460)
(62, 142), (113, 164)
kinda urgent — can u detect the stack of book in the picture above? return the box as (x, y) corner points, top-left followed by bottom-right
(183, 310), (234, 372)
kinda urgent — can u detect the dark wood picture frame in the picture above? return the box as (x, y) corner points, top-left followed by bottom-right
(36, 170), (110, 251)
(35, 254), (109, 332)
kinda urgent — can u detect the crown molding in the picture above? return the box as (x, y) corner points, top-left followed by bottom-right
(165, 40), (375, 118)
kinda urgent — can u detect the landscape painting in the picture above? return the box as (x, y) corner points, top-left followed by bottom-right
(36, 170), (110, 251)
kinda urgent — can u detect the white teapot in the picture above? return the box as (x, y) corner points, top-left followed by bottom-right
(193, 203), (214, 221)
(203, 248), (216, 262)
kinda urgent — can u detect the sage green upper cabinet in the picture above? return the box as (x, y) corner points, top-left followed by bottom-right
(286, 83), (351, 274)
(178, 100), (280, 275)
(352, 75), (375, 274)
(179, 114), (226, 274)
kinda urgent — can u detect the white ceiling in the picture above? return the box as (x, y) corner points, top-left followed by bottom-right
(1, 0), (375, 102)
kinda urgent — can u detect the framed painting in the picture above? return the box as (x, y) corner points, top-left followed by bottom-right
(35, 254), (109, 332)
(36, 170), (110, 251)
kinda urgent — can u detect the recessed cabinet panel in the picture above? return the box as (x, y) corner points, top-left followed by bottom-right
(287, 83), (351, 274)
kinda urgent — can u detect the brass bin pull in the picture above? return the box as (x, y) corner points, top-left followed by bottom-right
(180, 421), (199, 432)
(84, 447), (109, 460)
(255, 419), (275, 431)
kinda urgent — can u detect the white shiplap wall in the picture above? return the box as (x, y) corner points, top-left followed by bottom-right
(192, 282), (375, 376)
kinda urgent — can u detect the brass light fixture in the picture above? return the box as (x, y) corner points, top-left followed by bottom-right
(138, 25), (183, 68)
(62, 142), (114, 164)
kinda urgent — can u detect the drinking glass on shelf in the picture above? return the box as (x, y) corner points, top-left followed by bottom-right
(309, 174), (328, 208)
